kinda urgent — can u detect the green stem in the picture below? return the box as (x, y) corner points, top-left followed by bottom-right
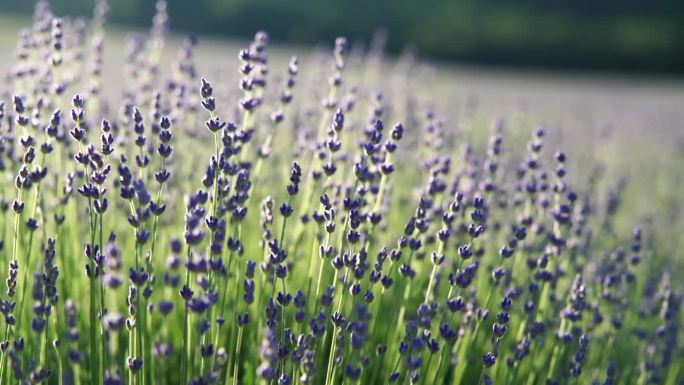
(231, 326), (244, 385)
(180, 247), (192, 384)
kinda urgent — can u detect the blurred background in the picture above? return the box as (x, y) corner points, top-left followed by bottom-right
(0, 0), (682, 74)
(0, 0), (682, 261)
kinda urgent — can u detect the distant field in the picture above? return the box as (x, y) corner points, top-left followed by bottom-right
(1, 13), (683, 253)
(1, 14), (683, 243)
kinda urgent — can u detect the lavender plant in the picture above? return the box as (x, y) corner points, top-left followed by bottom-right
(0, 2), (681, 385)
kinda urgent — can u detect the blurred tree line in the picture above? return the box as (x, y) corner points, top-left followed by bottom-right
(1, 0), (682, 73)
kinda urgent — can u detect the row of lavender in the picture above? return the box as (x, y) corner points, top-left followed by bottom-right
(0, 1), (681, 385)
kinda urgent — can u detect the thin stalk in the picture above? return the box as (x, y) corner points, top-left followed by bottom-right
(230, 326), (244, 385)
(180, 247), (192, 384)
(98, 207), (108, 381)
(423, 241), (445, 304)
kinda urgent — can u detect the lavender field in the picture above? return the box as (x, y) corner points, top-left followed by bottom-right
(0, 2), (683, 385)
